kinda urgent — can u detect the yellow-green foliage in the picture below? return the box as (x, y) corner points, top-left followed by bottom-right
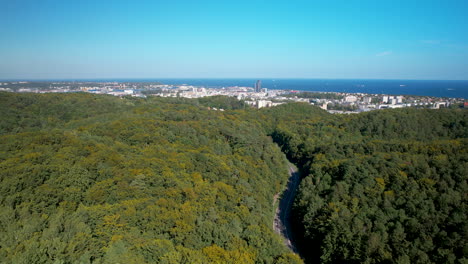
(272, 105), (468, 263)
(0, 93), (301, 263)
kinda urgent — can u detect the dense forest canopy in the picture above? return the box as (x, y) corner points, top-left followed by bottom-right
(0, 93), (301, 264)
(1, 92), (467, 264)
(269, 104), (467, 263)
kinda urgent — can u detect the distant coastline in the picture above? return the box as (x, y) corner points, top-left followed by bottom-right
(1, 80), (466, 113)
(1, 78), (467, 99)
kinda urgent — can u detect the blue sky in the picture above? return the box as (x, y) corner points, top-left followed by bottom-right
(1, 0), (467, 79)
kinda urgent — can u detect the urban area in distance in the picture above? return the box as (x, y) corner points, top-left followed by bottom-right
(1, 80), (467, 113)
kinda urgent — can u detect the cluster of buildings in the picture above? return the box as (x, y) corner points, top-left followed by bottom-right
(309, 92), (460, 113)
(1, 81), (466, 112)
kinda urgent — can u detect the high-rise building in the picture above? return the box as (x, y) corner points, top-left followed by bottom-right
(382, 96), (389, 103)
(254, 80), (262, 92)
(345, 95), (357, 102)
(396, 96), (404, 104)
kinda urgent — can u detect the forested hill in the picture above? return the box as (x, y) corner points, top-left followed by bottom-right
(1, 92), (467, 264)
(269, 104), (467, 263)
(0, 93), (302, 263)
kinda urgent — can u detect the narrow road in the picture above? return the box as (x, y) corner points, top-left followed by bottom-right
(273, 161), (301, 253)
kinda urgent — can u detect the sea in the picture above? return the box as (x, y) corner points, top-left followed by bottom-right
(31, 78), (468, 99)
(126, 79), (468, 99)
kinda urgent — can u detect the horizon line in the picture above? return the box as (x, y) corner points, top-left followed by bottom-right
(1, 77), (468, 82)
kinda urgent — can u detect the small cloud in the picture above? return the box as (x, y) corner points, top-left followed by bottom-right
(376, 51), (392, 57)
(421, 40), (441, 44)
(420, 40), (467, 50)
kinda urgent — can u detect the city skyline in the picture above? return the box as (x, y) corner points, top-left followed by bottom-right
(1, 0), (468, 80)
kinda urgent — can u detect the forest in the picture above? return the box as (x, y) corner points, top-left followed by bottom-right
(0, 92), (301, 264)
(269, 104), (467, 263)
(1, 92), (466, 263)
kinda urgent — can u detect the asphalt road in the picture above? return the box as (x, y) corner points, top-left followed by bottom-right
(273, 162), (301, 253)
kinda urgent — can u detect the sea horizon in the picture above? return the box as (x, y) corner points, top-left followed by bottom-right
(2, 78), (467, 99)
(2, 77), (468, 81)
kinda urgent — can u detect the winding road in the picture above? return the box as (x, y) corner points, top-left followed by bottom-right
(273, 161), (301, 253)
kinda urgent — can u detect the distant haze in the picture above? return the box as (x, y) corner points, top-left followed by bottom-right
(1, 0), (468, 80)
(155, 79), (468, 99)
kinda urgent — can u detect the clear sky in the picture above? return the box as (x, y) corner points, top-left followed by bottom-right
(1, 0), (467, 80)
